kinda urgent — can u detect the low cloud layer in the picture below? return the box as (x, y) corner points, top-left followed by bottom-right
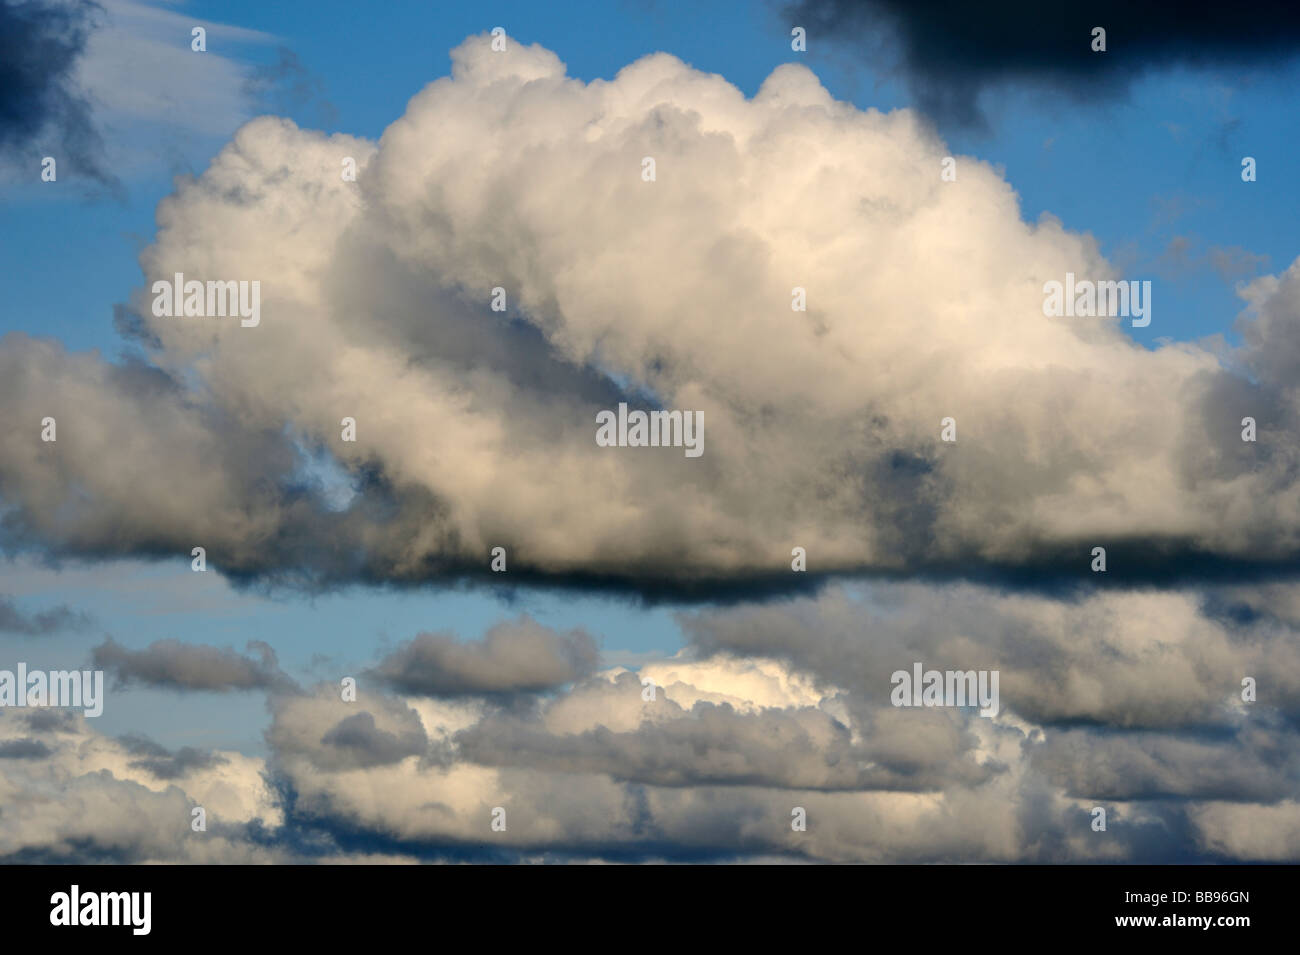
(1, 581), (1297, 862)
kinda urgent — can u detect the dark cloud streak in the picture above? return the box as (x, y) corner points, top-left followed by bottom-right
(0, 0), (119, 187)
(786, 0), (1300, 124)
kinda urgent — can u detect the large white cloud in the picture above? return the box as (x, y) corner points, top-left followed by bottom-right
(2, 32), (1299, 590)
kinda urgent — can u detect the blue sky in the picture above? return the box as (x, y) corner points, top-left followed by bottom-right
(1, 0), (1296, 757)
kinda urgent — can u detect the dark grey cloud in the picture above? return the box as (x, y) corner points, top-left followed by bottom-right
(0, 593), (91, 634)
(267, 689), (429, 771)
(318, 712), (428, 768)
(0, 737), (51, 758)
(1031, 722), (1300, 803)
(118, 733), (229, 779)
(0, 0), (116, 185)
(787, 0), (1300, 124)
(21, 708), (77, 732)
(91, 636), (291, 692)
(368, 617), (599, 698)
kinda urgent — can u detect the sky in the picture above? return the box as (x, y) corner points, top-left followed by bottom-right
(2, 0), (1300, 863)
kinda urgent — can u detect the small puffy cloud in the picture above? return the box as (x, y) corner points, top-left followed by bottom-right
(368, 617), (598, 698)
(91, 636), (290, 691)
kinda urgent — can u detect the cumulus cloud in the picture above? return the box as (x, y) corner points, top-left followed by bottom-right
(1, 33), (1299, 596)
(259, 657), (1021, 862)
